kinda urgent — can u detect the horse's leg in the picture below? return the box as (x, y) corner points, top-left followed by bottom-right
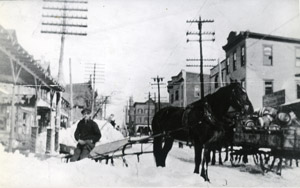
(218, 146), (223, 165)
(193, 139), (203, 174)
(153, 136), (164, 167)
(242, 154), (248, 163)
(276, 157), (283, 175)
(161, 137), (174, 167)
(200, 146), (210, 182)
(211, 148), (216, 165)
(224, 146), (229, 162)
(230, 145), (234, 162)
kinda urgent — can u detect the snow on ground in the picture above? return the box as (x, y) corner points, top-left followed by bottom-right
(1, 119), (300, 187)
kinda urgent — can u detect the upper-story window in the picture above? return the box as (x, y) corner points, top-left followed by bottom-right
(241, 46), (245, 66)
(233, 52), (237, 71)
(296, 47), (300, 67)
(214, 75), (219, 89)
(264, 80), (273, 95)
(263, 45), (273, 66)
(181, 85), (184, 100)
(170, 94), (174, 103)
(226, 57), (230, 74)
(137, 108), (143, 114)
(194, 85), (200, 97)
(175, 90), (179, 101)
(297, 82), (300, 99)
(297, 83), (300, 99)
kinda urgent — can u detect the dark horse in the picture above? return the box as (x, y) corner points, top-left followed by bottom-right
(152, 83), (253, 181)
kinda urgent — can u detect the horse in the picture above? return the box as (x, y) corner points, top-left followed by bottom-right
(151, 83), (253, 181)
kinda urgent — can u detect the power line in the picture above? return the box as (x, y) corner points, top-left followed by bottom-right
(186, 16), (215, 98)
(151, 76), (165, 111)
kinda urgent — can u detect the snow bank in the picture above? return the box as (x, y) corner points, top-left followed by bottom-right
(1, 142), (300, 187)
(59, 119), (124, 147)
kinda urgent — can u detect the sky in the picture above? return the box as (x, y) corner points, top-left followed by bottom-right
(1, 121), (300, 187)
(0, 0), (299, 123)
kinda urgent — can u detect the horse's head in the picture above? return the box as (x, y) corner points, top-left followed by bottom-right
(229, 83), (254, 116)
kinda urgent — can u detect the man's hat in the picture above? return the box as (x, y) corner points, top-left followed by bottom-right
(81, 108), (91, 115)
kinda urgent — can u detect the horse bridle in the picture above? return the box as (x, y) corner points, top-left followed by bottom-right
(229, 86), (248, 115)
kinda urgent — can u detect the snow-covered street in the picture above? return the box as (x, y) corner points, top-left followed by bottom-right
(1, 120), (300, 187)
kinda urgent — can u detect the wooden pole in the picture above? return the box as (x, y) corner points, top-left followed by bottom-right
(8, 59), (22, 152)
(218, 58), (224, 87)
(69, 58), (73, 127)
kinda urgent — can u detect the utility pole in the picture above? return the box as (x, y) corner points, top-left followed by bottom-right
(147, 92), (151, 135)
(128, 96), (134, 135)
(151, 76), (165, 111)
(217, 58), (224, 87)
(91, 63), (96, 114)
(85, 63), (105, 115)
(41, 0), (88, 84)
(187, 16), (214, 98)
(69, 58), (73, 127)
(41, 0), (88, 152)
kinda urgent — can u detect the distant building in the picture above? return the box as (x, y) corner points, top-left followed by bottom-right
(132, 99), (156, 135)
(125, 97), (170, 136)
(210, 59), (227, 93)
(167, 70), (210, 107)
(211, 31), (300, 110)
(64, 82), (93, 123)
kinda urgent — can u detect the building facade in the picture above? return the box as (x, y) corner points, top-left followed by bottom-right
(0, 25), (66, 154)
(132, 99), (156, 135)
(167, 70), (210, 107)
(210, 31), (300, 109)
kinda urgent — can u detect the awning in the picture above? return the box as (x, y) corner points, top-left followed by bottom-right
(0, 25), (64, 92)
(37, 99), (50, 108)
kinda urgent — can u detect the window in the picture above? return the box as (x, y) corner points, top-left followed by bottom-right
(296, 47), (300, 67)
(264, 80), (273, 95)
(175, 90), (179, 100)
(241, 46), (245, 66)
(214, 75), (219, 89)
(233, 52), (237, 71)
(144, 117), (148, 123)
(181, 85), (184, 99)
(297, 83), (300, 99)
(241, 78), (246, 89)
(226, 57), (229, 74)
(138, 108), (143, 114)
(194, 85), (200, 97)
(263, 46), (273, 66)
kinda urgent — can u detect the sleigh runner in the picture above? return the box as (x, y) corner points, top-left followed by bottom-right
(60, 135), (156, 164)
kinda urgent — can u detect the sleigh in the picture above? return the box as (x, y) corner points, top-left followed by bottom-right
(60, 135), (155, 165)
(231, 117), (300, 175)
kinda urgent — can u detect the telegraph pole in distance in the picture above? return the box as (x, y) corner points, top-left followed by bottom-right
(147, 92), (151, 135)
(151, 76), (165, 111)
(187, 16), (214, 98)
(69, 58), (73, 127)
(85, 63), (105, 115)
